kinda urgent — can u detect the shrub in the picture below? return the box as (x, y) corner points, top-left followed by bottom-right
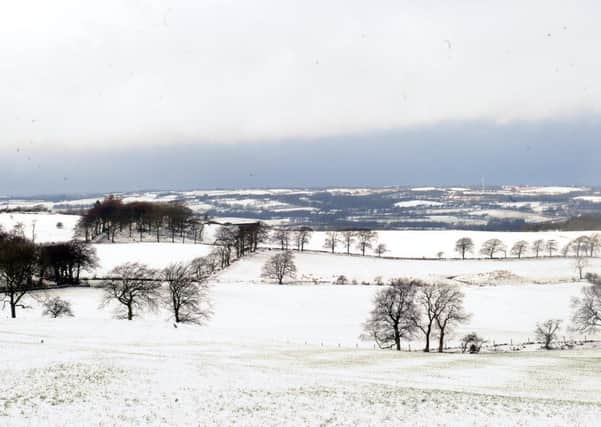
(460, 332), (485, 353)
(42, 296), (74, 318)
(335, 275), (348, 285)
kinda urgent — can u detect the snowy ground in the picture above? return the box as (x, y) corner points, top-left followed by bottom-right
(1, 288), (601, 426)
(3, 212), (601, 424)
(90, 243), (213, 276)
(298, 229), (597, 259)
(220, 250), (600, 286)
(0, 212), (79, 243)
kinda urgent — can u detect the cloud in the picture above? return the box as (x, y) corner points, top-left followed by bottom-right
(2, 117), (600, 195)
(1, 0), (600, 152)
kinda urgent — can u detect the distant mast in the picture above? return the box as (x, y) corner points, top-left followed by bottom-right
(481, 176), (485, 193)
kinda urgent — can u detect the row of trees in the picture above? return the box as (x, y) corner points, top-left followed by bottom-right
(455, 234), (601, 260)
(0, 226), (98, 318)
(271, 228), (388, 257)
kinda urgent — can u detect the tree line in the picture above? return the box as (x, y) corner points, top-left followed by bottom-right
(455, 234), (601, 260)
(77, 196), (203, 243)
(270, 228), (388, 257)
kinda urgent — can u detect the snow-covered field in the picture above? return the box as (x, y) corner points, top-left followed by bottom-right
(1, 287), (601, 425)
(299, 229), (596, 259)
(0, 212), (79, 243)
(90, 243), (213, 276)
(3, 212), (601, 424)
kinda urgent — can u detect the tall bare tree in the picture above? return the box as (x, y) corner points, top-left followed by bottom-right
(362, 278), (418, 350)
(572, 273), (601, 333)
(531, 239), (544, 258)
(163, 262), (212, 324)
(101, 263), (160, 320)
(323, 231), (341, 254)
(272, 229), (291, 251)
(214, 226), (237, 267)
(293, 227), (313, 251)
(511, 240), (529, 259)
(570, 236), (591, 257)
(356, 230), (378, 256)
(261, 251), (297, 284)
(410, 282), (439, 352)
(589, 233), (601, 257)
(341, 231), (356, 254)
(545, 239), (558, 257)
(434, 285), (470, 352)
(480, 239), (506, 259)
(455, 237), (474, 260)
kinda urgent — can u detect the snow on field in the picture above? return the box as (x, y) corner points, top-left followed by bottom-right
(299, 229), (597, 259)
(1, 286), (601, 425)
(509, 186), (589, 195)
(394, 200), (443, 208)
(220, 250), (601, 286)
(1, 279), (595, 351)
(0, 212), (78, 242)
(469, 208), (550, 222)
(90, 243), (213, 275)
(574, 195), (601, 203)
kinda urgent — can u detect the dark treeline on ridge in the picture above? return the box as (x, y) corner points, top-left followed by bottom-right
(77, 196), (204, 243)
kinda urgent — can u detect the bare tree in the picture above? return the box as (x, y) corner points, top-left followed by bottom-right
(511, 240), (529, 259)
(410, 282), (438, 352)
(572, 273), (601, 333)
(214, 226), (237, 267)
(545, 239), (558, 257)
(0, 235), (38, 318)
(340, 231), (357, 254)
(374, 243), (387, 257)
(323, 231), (341, 254)
(163, 262), (212, 324)
(531, 239), (544, 258)
(534, 319), (562, 350)
(356, 230), (378, 256)
(362, 278), (418, 351)
(480, 239), (506, 259)
(455, 237), (474, 260)
(261, 251), (297, 284)
(434, 285), (470, 352)
(42, 296), (74, 318)
(589, 233), (601, 257)
(101, 263), (160, 320)
(576, 257), (589, 280)
(293, 227), (312, 251)
(570, 236), (591, 257)
(272, 228), (291, 251)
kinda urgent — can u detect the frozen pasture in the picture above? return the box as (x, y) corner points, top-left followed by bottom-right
(1, 287), (601, 426)
(90, 243), (213, 276)
(219, 250), (601, 286)
(300, 229), (598, 259)
(0, 212), (78, 243)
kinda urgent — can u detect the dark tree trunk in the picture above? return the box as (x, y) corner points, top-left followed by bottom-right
(10, 294), (16, 319)
(424, 325), (431, 352)
(438, 331), (445, 352)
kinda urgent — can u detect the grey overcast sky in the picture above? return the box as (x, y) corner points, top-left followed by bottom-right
(1, 1), (601, 195)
